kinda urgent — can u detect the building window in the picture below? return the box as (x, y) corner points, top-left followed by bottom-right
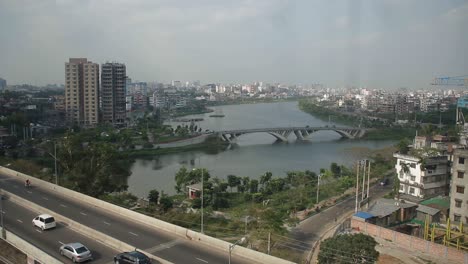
(410, 175), (416, 181)
(466, 217), (468, 224)
(455, 199), (462, 208)
(456, 186), (465, 194)
(459, 157), (465, 164)
(458, 171), (464, 179)
(454, 214), (461, 222)
(399, 185), (404, 191)
(409, 187), (415, 194)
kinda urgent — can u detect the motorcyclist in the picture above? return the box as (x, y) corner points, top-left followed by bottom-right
(25, 179), (30, 187)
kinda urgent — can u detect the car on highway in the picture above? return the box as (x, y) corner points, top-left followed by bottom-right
(114, 251), (152, 264)
(32, 214), (56, 230)
(59, 242), (93, 263)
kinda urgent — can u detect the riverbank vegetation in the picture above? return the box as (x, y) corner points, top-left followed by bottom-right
(126, 145), (395, 262)
(298, 98), (461, 141)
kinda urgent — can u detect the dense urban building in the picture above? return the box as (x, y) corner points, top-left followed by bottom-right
(65, 58), (99, 127)
(0, 78), (6, 90)
(101, 62), (127, 126)
(450, 149), (468, 224)
(394, 152), (449, 201)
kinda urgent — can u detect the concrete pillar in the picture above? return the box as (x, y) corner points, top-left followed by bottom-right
(294, 130), (304, 140)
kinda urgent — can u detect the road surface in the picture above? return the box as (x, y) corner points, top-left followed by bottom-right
(0, 173), (253, 264)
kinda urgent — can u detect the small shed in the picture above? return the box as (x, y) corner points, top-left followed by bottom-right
(186, 183), (201, 199)
(416, 204), (440, 223)
(352, 211), (376, 223)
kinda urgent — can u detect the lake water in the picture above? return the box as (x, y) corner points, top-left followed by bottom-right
(127, 101), (395, 197)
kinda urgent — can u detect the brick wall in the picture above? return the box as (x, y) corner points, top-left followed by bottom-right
(351, 219), (468, 264)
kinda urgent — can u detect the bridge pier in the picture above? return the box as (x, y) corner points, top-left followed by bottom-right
(293, 130), (304, 140)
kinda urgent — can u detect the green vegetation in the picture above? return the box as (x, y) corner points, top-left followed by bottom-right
(318, 233), (379, 264)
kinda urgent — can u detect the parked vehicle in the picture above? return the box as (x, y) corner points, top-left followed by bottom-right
(114, 251), (151, 264)
(32, 214), (56, 230)
(59, 242), (93, 263)
(380, 178), (389, 186)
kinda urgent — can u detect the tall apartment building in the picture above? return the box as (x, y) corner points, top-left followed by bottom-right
(0, 78), (7, 90)
(65, 58), (99, 127)
(450, 149), (468, 224)
(101, 63), (126, 126)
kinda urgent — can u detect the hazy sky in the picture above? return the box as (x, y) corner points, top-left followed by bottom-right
(1, 0), (467, 89)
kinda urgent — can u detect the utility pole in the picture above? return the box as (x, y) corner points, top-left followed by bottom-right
(54, 142), (58, 185)
(355, 161), (360, 213)
(0, 190), (4, 239)
(366, 161), (371, 209)
(361, 160), (366, 201)
(201, 162), (204, 234)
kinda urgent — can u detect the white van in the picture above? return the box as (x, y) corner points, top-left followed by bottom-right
(32, 214), (56, 230)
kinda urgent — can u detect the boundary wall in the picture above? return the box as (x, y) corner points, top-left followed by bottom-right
(351, 218), (468, 264)
(1, 228), (62, 264)
(0, 167), (294, 264)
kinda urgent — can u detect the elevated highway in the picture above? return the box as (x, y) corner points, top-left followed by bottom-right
(0, 168), (293, 264)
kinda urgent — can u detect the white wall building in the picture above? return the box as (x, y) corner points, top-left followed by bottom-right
(394, 153), (449, 200)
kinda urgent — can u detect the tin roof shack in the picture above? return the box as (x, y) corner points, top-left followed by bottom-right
(420, 196), (450, 222)
(367, 198), (417, 227)
(416, 204), (440, 224)
(352, 211), (376, 224)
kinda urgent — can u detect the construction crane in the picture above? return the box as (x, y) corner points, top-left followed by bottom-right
(431, 75), (468, 86)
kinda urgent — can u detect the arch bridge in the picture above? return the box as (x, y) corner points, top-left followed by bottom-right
(215, 126), (367, 143)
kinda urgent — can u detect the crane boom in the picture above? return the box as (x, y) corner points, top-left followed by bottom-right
(431, 75), (468, 86)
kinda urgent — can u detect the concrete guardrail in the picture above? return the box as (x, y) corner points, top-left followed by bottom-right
(0, 167), (295, 264)
(1, 227), (63, 264)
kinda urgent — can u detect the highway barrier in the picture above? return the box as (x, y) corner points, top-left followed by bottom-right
(0, 167), (295, 264)
(1, 227), (62, 264)
(3, 190), (173, 264)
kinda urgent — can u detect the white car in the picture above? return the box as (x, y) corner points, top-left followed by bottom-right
(32, 214), (56, 230)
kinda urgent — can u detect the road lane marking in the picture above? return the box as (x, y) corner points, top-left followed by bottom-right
(129, 232), (138, 236)
(196, 258), (208, 263)
(58, 241), (64, 245)
(103, 221), (111, 225)
(35, 230), (42, 233)
(27, 191), (32, 194)
(16, 219), (23, 223)
(60, 204), (67, 208)
(13, 185), (18, 188)
(42, 196), (49, 200)
(80, 212), (87, 216)
(145, 239), (184, 253)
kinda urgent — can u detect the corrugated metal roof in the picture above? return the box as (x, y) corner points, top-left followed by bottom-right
(354, 211), (375, 219)
(416, 204), (440, 215)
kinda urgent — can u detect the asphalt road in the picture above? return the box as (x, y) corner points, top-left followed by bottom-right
(0, 173), (252, 264)
(1, 197), (119, 264)
(291, 182), (392, 245)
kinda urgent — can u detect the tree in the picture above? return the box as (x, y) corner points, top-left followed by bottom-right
(330, 162), (341, 177)
(159, 195), (173, 212)
(148, 189), (159, 204)
(318, 233), (379, 264)
(249, 180), (259, 193)
(260, 172), (272, 188)
(396, 139), (411, 154)
(227, 175), (241, 192)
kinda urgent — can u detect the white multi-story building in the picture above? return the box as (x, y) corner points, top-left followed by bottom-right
(394, 153), (450, 200)
(65, 58), (99, 127)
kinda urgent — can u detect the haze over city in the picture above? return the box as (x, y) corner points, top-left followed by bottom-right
(1, 0), (467, 88)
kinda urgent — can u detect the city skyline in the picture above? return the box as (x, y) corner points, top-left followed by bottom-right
(1, 0), (467, 89)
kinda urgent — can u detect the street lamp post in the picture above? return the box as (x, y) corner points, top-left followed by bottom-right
(54, 142), (58, 185)
(0, 190), (5, 239)
(228, 237), (246, 264)
(201, 167), (204, 234)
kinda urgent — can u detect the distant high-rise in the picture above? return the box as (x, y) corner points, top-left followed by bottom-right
(101, 63), (126, 126)
(0, 78), (6, 90)
(65, 58), (99, 127)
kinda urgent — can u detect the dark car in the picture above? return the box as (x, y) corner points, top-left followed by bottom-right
(380, 178), (389, 186)
(114, 251), (151, 264)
